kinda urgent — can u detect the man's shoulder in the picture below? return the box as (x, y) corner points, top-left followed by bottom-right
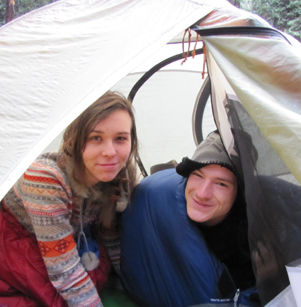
(138, 168), (183, 190)
(129, 169), (186, 213)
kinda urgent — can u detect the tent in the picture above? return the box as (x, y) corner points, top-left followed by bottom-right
(0, 0), (301, 306)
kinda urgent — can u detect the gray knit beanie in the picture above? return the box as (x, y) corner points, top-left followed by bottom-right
(176, 130), (236, 177)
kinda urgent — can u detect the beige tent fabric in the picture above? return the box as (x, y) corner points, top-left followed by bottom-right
(204, 35), (301, 184)
(197, 8), (301, 184)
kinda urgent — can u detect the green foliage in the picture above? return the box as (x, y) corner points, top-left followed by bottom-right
(241, 0), (301, 41)
(0, 0), (56, 26)
(14, 0), (56, 17)
(0, 1), (6, 26)
(286, 1), (301, 41)
(1, 0), (300, 41)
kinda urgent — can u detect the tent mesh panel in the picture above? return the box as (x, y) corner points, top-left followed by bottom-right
(225, 97), (301, 305)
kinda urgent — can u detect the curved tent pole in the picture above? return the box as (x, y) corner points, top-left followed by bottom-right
(128, 48), (204, 102)
(192, 76), (212, 145)
(128, 48), (204, 177)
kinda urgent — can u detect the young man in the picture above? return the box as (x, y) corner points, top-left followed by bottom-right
(120, 131), (260, 307)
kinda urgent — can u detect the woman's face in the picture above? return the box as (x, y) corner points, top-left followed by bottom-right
(82, 109), (132, 185)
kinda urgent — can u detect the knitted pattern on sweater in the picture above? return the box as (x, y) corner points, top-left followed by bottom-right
(2, 152), (119, 307)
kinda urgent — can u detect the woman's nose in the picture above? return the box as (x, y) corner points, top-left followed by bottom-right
(102, 141), (117, 157)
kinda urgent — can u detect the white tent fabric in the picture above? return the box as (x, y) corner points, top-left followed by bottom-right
(1, 0), (301, 306)
(265, 286), (298, 307)
(0, 0), (218, 200)
(286, 265), (301, 306)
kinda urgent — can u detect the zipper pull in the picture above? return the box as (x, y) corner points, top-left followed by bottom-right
(233, 289), (240, 307)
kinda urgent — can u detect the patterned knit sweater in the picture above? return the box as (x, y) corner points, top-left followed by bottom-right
(2, 152), (120, 307)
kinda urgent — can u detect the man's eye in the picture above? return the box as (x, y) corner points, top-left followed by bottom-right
(192, 172), (203, 178)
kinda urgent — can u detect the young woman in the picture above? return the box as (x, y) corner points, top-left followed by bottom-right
(0, 91), (138, 307)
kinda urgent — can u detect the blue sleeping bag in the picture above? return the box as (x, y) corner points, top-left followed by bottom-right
(120, 169), (260, 307)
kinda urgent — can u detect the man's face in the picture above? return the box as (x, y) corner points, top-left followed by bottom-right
(185, 164), (237, 226)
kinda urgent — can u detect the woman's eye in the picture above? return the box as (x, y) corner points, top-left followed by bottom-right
(90, 135), (101, 141)
(116, 136), (128, 142)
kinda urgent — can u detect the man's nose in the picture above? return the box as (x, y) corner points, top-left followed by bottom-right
(195, 181), (212, 199)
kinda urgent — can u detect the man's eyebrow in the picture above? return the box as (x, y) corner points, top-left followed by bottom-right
(216, 176), (235, 184)
(196, 169), (235, 184)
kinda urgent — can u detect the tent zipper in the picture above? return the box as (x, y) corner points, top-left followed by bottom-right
(191, 26), (291, 44)
(233, 289), (240, 307)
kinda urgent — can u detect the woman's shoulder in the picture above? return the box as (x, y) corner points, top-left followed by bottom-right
(29, 152), (63, 170)
(34, 151), (59, 165)
(24, 152), (68, 186)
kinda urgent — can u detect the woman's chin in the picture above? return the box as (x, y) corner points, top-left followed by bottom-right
(95, 173), (120, 184)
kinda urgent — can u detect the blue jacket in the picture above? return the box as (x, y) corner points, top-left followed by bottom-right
(121, 169), (260, 307)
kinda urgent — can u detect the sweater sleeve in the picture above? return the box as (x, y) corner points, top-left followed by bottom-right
(18, 160), (103, 307)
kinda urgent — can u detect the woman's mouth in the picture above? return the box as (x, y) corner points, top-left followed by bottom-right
(97, 163), (118, 170)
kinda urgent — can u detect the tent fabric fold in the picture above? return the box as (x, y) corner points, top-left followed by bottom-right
(195, 8), (301, 306)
